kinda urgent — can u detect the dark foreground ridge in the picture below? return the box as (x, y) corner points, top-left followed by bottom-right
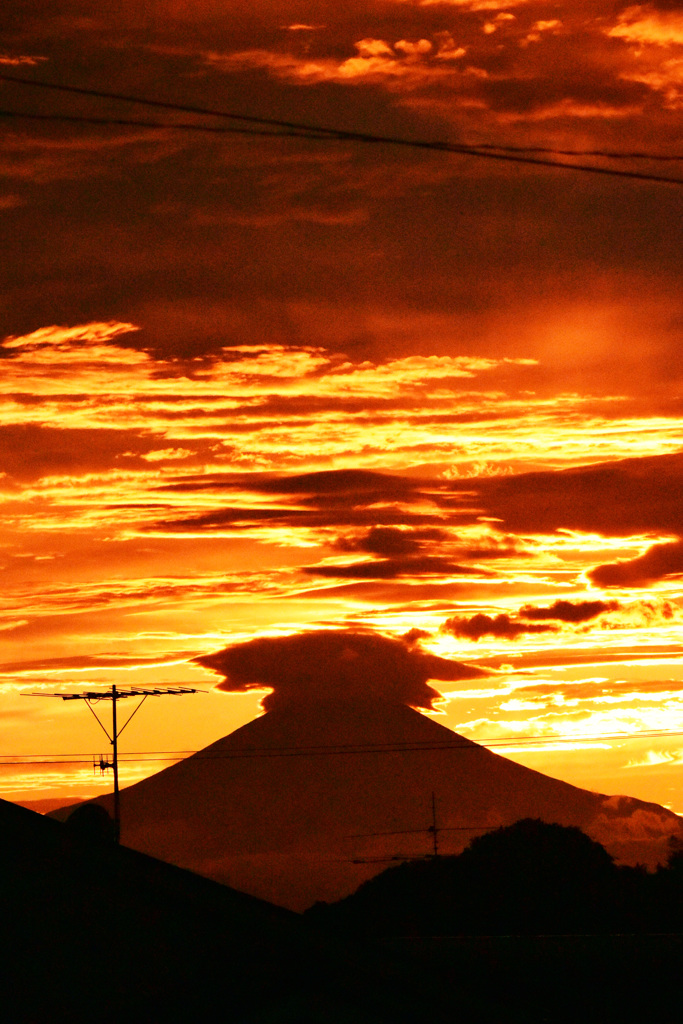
(5, 802), (683, 1023)
(0, 797), (450, 1024)
(307, 819), (683, 1023)
(307, 818), (683, 935)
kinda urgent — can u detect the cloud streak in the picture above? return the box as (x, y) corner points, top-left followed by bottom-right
(589, 540), (683, 588)
(443, 612), (557, 640)
(520, 599), (620, 622)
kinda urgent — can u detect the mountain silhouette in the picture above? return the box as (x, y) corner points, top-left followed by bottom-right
(57, 700), (683, 910)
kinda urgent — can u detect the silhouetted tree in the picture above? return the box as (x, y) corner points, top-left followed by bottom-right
(65, 802), (117, 844)
(452, 817), (618, 933)
(305, 821), (683, 1024)
(645, 834), (683, 932)
(307, 819), (630, 935)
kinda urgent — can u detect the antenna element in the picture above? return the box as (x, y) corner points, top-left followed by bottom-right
(26, 685), (199, 841)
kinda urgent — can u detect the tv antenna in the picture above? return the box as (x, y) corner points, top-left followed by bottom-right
(26, 684), (199, 841)
(349, 791), (496, 863)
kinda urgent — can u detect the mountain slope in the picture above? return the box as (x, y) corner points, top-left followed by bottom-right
(64, 701), (683, 910)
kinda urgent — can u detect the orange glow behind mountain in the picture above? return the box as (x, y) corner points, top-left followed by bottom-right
(1, 0), (683, 824)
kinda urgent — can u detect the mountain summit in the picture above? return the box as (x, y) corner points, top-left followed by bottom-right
(66, 699), (683, 910)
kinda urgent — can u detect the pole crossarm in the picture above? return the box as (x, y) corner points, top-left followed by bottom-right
(54, 686), (199, 700)
(23, 684), (200, 841)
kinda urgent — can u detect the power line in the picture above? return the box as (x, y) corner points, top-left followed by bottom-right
(2, 70), (680, 160)
(0, 107), (321, 139)
(2, 109), (680, 186)
(0, 72), (681, 186)
(2, 724), (682, 767)
(0, 71), (343, 133)
(5, 106), (682, 166)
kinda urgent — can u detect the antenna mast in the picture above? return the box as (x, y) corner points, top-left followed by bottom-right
(349, 791), (496, 863)
(26, 684), (199, 841)
(429, 790), (438, 857)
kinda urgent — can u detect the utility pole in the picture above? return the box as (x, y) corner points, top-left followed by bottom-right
(428, 790), (438, 857)
(27, 684), (199, 841)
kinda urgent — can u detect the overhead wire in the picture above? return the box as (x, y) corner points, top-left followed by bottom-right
(0, 71), (682, 185)
(474, 143), (683, 162)
(2, 724), (683, 767)
(0, 107), (325, 139)
(1, 70), (681, 159)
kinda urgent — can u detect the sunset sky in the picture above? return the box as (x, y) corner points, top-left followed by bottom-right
(1, 0), (683, 815)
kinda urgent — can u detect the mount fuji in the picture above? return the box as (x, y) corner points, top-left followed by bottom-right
(56, 699), (683, 911)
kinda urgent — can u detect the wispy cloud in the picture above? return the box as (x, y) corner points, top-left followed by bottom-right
(626, 749), (683, 768)
(0, 54), (47, 66)
(3, 328), (680, 492)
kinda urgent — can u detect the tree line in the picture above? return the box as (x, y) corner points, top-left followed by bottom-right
(306, 818), (683, 935)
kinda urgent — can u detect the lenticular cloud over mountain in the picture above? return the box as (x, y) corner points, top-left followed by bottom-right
(197, 629), (488, 711)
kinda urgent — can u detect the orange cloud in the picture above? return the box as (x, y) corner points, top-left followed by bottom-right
(418, 0), (528, 8)
(609, 6), (683, 46)
(2, 321), (140, 352)
(283, 24), (325, 32)
(0, 54), (47, 66)
(521, 19), (563, 45)
(621, 56), (683, 108)
(495, 98), (643, 122)
(207, 34), (467, 86)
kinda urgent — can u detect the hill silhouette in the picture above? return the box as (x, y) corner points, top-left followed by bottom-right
(303, 821), (683, 1023)
(1, 796), (447, 1024)
(306, 819), (629, 935)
